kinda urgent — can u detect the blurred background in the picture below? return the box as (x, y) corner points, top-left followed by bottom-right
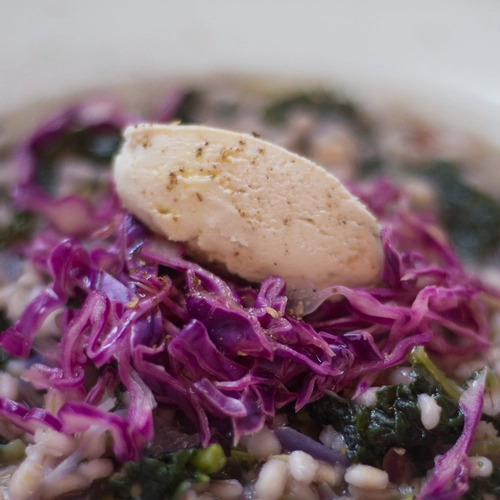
(2, 0), (500, 145)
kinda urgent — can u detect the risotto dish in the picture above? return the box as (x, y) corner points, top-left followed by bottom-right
(0, 82), (499, 499)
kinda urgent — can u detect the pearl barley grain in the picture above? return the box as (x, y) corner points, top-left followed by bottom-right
(314, 462), (342, 486)
(417, 393), (442, 431)
(245, 427), (281, 459)
(344, 464), (389, 490)
(254, 459), (288, 500)
(469, 456), (493, 478)
(354, 387), (378, 407)
(209, 479), (243, 499)
(0, 373), (18, 401)
(288, 450), (319, 484)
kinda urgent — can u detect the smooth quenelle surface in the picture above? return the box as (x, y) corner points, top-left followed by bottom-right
(114, 123), (382, 289)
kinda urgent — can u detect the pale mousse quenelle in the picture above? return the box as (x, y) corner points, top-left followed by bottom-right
(113, 123), (382, 289)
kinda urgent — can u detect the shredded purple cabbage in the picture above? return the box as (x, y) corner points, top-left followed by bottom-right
(417, 369), (486, 499)
(275, 426), (349, 467)
(0, 99), (495, 498)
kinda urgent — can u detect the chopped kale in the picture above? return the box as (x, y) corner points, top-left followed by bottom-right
(34, 155), (57, 194)
(280, 404), (322, 439)
(0, 310), (13, 366)
(111, 383), (128, 412)
(357, 155), (385, 178)
(262, 90), (369, 132)
(308, 347), (463, 474)
(410, 346), (462, 402)
(173, 90), (203, 124)
(75, 125), (122, 162)
(0, 309), (11, 334)
(212, 449), (258, 483)
(0, 346), (11, 369)
(464, 466), (500, 499)
(35, 125), (121, 166)
(0, 211), (36, 249)
(423, 161), (500, 259)
(109, 444), (226, 500)
(33, 125), (121, 194)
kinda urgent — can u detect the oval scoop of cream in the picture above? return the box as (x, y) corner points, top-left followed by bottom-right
(113, 123), (383, 289)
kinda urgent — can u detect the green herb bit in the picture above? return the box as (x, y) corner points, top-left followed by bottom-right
(190, 444), (226, 475)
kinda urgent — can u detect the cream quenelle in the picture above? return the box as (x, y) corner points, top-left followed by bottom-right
(113, 123), (382, 289)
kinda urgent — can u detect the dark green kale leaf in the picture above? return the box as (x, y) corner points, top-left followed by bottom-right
(0, 310), (12, 366)
(464, 466), (500, 500)
(0, 211), (36, 250)
(0, 309), (11, 334)
(109, 444), (226, 500)
(37, 124), (122, 166)
(0, 345), (11, 370)
(33, 124), (121, 195)
(356, 155), (385, 178)
(111, 383), (128, 412)
(211, 449), (258, 483)
(423, 161), (500, 259)
(173, 90), (203, 124)
(308, 347), (463, 474)
(279, 404), (322, 440)
(110, 455), (193, 500)
(262, 90), (368, 131)
(74, 125), (122, 162)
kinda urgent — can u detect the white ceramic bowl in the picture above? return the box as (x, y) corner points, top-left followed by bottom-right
(2, 0), (500, 146)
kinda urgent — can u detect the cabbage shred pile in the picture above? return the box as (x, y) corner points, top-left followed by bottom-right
(0, 96), (497, 499)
